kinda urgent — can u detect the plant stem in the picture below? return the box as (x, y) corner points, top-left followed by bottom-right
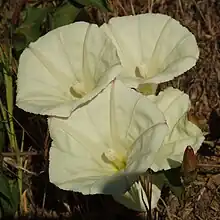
(0, 44), (22, 213)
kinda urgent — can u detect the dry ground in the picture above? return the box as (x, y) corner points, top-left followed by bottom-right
(1, 0), (220, 219)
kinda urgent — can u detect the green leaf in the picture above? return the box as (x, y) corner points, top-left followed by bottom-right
(0, 63), (4, 86)
(0, 175), (19, 217)
(69, 0), (110, 11)
(0, 123), (5, 153)
(164, 167), (184, 200)
(51, 2), (81, 29)
(7, 180), (19, 213)
(0, 173), (11, 203)
(12, 34), (27, 52)
(14, 7), (48, 51)
(0, 111), (5, 153)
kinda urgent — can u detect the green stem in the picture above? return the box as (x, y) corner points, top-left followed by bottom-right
(1, 45), (22, 212)
(18, 130), (24, 211)
(0, 100), (12, 145)
(4, 73), (18, 151)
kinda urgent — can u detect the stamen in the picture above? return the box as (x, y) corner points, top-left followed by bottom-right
(69, 82), (86, 98)
(103, 148), (126, 170)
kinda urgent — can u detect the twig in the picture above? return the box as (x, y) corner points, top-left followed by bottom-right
(1, 151), (41, 157)
(130, 0), (135, 15)
(197, 163), (220, 168)
(159, 198), (173, 220)
(11, 0), (28, 25)
(116, 0), (128, 15)
(148, 0), (154, 13)
(177, 0), (184, 15)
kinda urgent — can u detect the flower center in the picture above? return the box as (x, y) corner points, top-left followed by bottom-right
(137, 83), (157, 95)
(69, 82), (86, 98)
(103, 148), (126, 171)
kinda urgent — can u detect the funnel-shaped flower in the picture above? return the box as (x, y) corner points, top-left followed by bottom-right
(48, 80), (168, 194)
(101, 13), (199, 89)
(114, 88), (204, 212)
(16, 22), (121, 117)
(148, 87), (204, 171)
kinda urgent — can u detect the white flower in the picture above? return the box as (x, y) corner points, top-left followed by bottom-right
(148, 87), (204, 171)
(113, 87), (204, 212)
(16, 22), (121, 117)
(101, 13), (199, 90)
(48, 80), (168, 194)
(113, 176), (163, 212)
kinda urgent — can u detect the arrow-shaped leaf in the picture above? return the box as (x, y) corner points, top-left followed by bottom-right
(14, 7), (48, 51)
(51, 2), (81, 29)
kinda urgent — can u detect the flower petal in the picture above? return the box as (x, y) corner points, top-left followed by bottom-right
(105, 81), (168, 174)
(17, 22), (120, 117)
(49, 80), (167, 194)
(101, 13), (199, 87)
(107, 80), (168, 159)
(113, 174), (164, 211)
(148, 87), (204, 171)
(49, 144), (137, 194)
(126, 122), (168, 174)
